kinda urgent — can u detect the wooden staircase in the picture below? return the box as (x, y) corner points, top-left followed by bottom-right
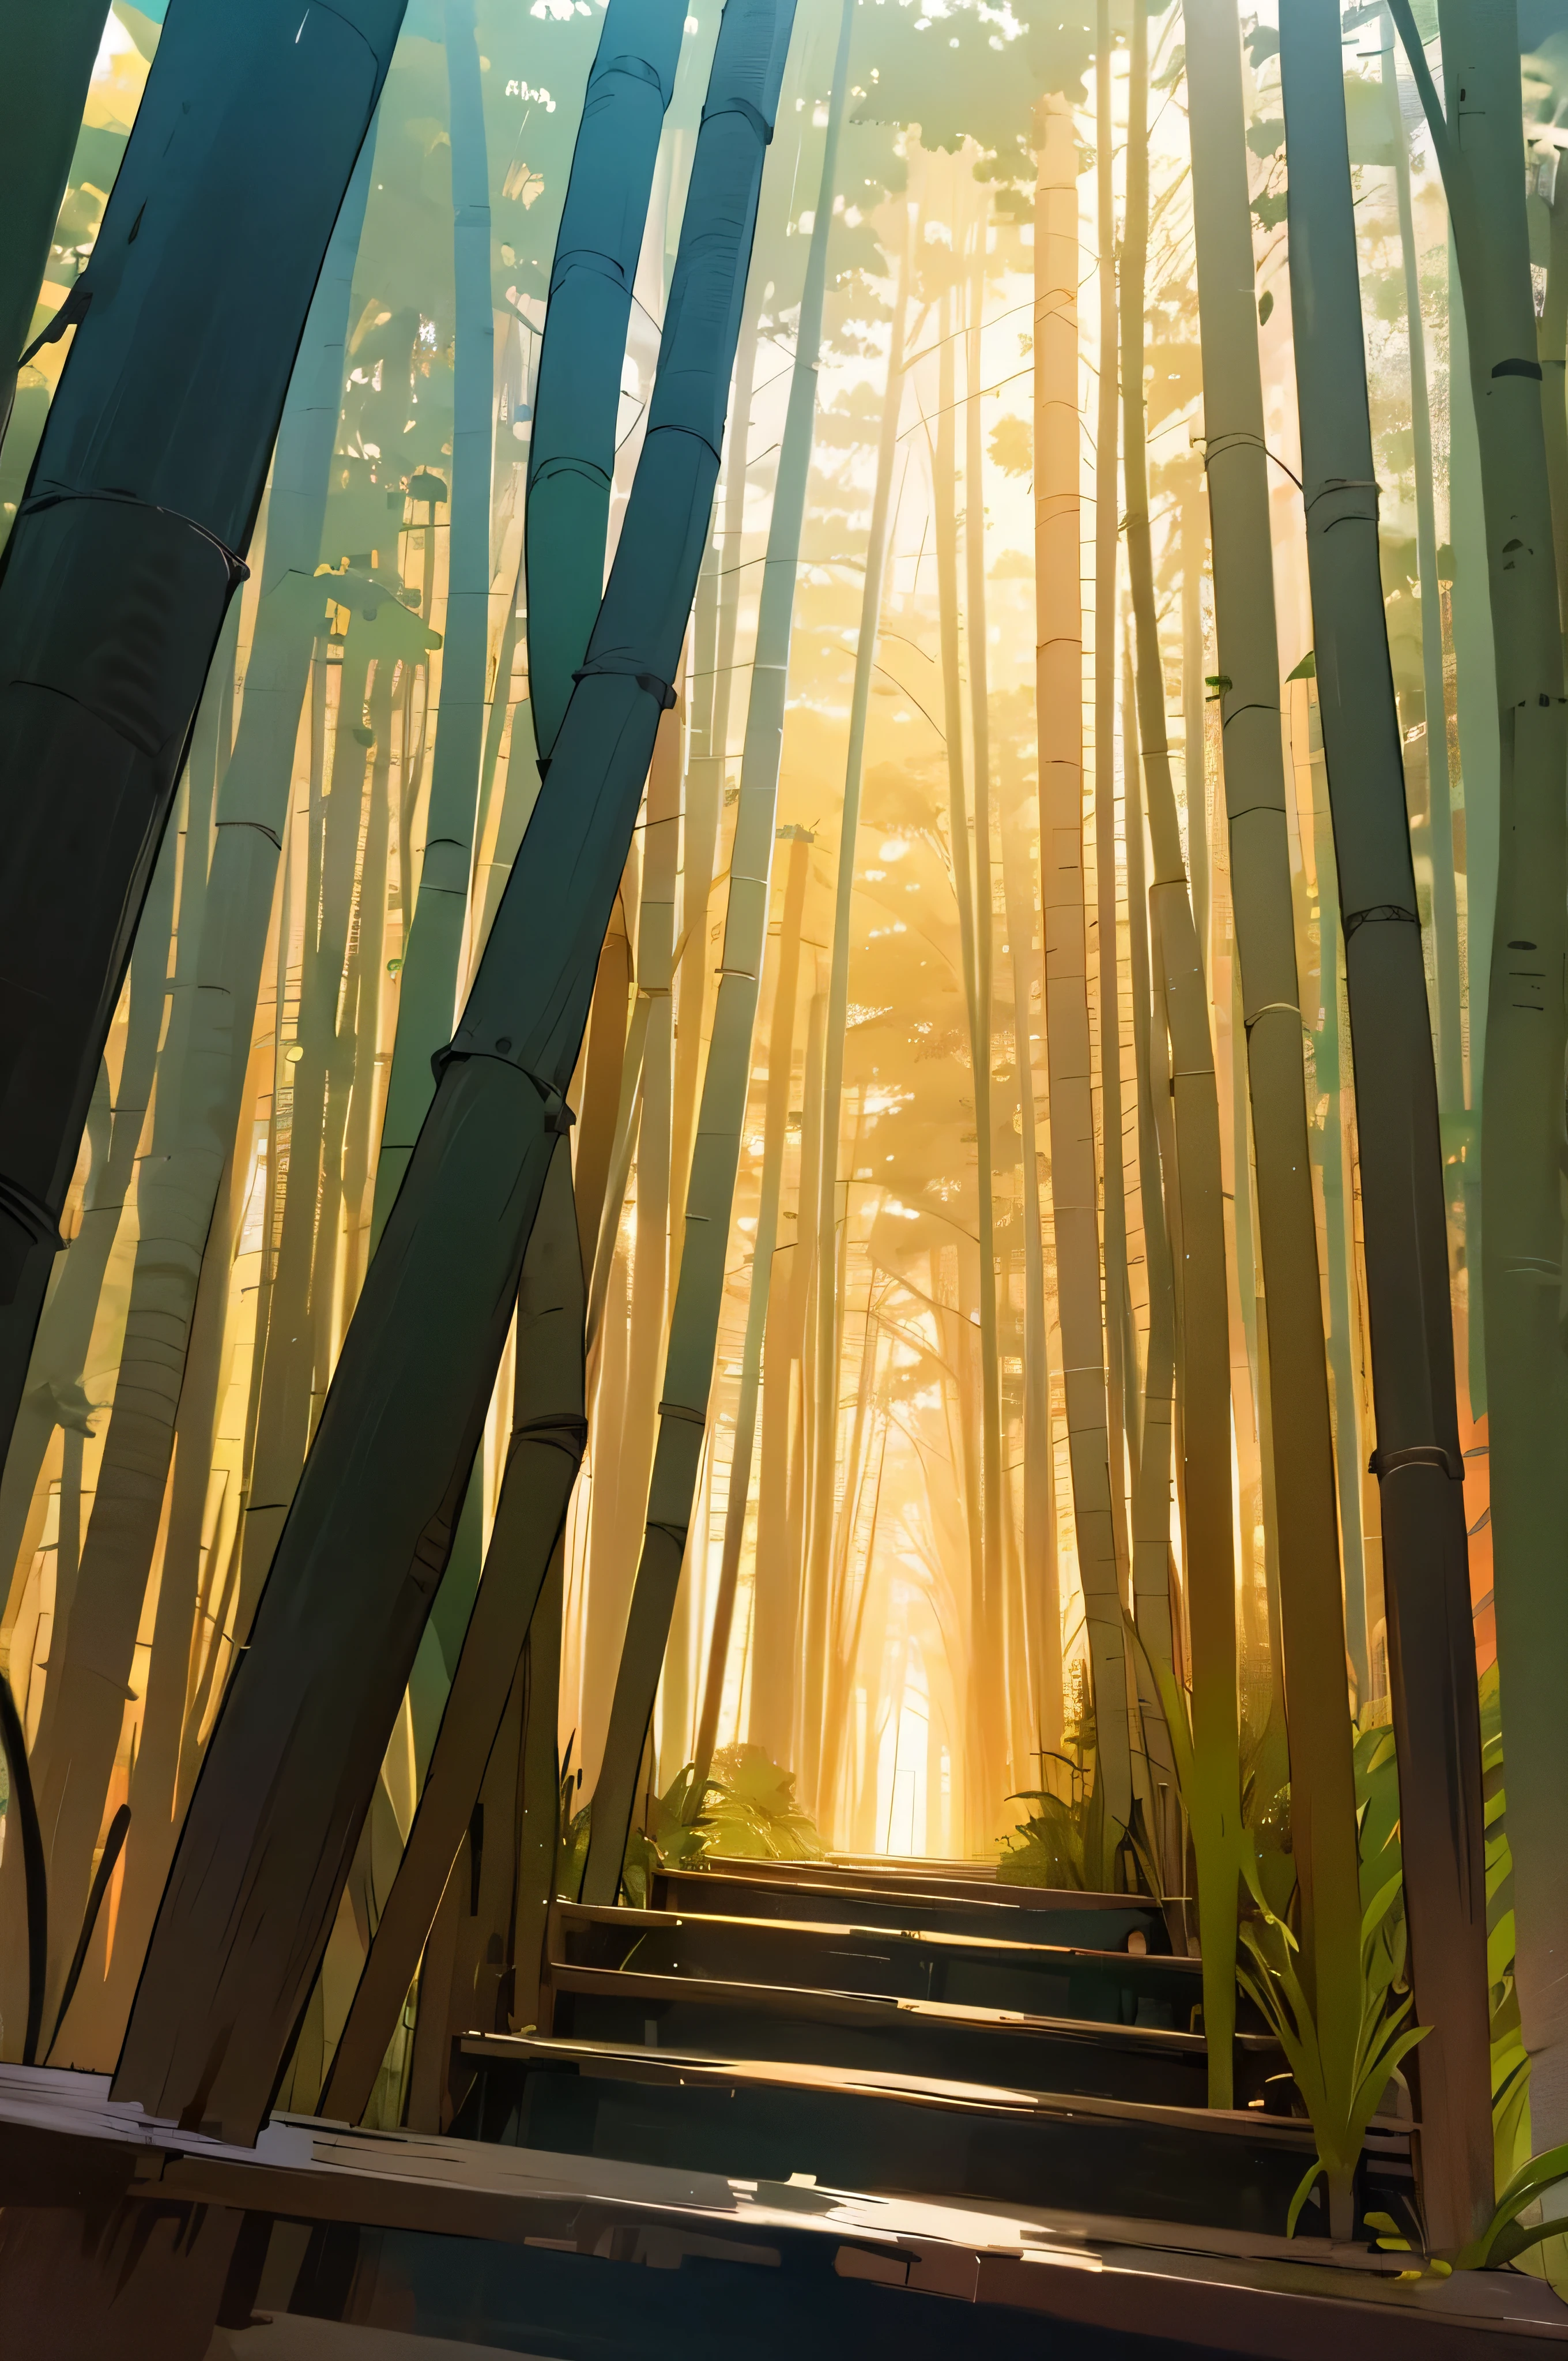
(447, 1854), (1421, 2250)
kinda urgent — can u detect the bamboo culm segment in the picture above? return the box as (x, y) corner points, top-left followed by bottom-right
(371, 0), (495, 1244)
(1118, 2), (1229, 1962)
(0, 0), (405, 1479)
(319, 1137), (585, 2127)
(525, 0), (685, 759)
(116, 0), (797, 2144)
(1285, 0), (1490, 2246)
(0, 0), (108, 436)
(583, 0), (847, 1907)
(1186, 0), (1361, 2124)
(16, 144), (388, 2045)
(1036, 8), (1130, 1881)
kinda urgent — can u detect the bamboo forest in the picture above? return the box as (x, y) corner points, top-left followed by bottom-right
(1, 0), (1568, 2353)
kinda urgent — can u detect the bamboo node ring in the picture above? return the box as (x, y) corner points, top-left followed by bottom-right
(700, 95), (774, 145)
(1368, 1442), (1461, 1482)
(18, 485), (249, 586)
(1343, 903), (1419, 940)
(571, 659), (676, 710)
(0, 1172), (65, 1255)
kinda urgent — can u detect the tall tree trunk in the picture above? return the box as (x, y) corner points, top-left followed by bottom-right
(1186, 0), (1361, 2158)
(371, 0), (493, 1243)
(1121, 2), (1238, 2073)
(0, 1), (110, 436)
(1036, 25), (1131, 1881)
(1290, 0), (1492, 2245)
(116, 0), (796, 2143)
(584, 0), (851, 1896)
(1394, 0), (1568, 2173)
(0, 0), (404, 1485)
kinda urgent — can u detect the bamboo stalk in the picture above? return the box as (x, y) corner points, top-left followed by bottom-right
(1186, 0), (1361, 2155)
(583, 0), (850, 1896)
(117, 0), (796, 2141)
(0, 1), (111, 437)
(1382, 28), (1463, 1114)
(1037, 35), (1130, 1882)
(800, 200), (909, 1813)
(1393, 0), (1568, 2172)
(371, 0), (495, 1243)
(0, 0), (404, 1481)
(525, 0), (685, 761)
(691, 824), (813, 1790)
(1121, 0), (1237, 2069)
(1284, 0), (1493, 2246)
(964, 229), (1008, 1826)
(318, 1137), (584, 2127)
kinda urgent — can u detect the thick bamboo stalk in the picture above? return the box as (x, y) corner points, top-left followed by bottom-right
(525, 0), (684, 763)
(0, 1), (109, 436)
(1394, 0), (1568, 2170)
(116, 0), (796, 2141)
(0, 130), (378, 1755)
(583, 0), (850, 1895)
(1121, 0), (1237, 2065)
(0, 0), (404, 1483)
(1186, 0), (1361, 2153)
(371, 0), (495, 1243)
(1038, 39), (1130, 1878)
(1284, 0), (1492, 2246)
(318, 1138), (584, 2126)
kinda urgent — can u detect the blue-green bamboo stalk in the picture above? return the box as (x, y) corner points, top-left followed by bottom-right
(117, 0), (797, 2144)
(583, 0), (853, 1901)
(525, 0), (686, 760)
(0, 0), (404, 1487)
(371, 0), (495, 1244)
(0, 1), (109, 435)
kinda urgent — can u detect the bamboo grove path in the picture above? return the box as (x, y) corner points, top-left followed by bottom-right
(0, 1854), (1557, 2356)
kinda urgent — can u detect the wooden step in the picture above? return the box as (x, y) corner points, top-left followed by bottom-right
(450, 2032), (1418, 2249)
(548, 1900), (1265, 2035)
(544, 1958), (1286, 2110)
(654, 1862), (1176, 1952)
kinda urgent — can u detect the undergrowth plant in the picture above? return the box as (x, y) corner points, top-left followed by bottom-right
(620, 1744), (825, 1906)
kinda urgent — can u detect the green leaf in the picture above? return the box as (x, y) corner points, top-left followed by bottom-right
(1286, 2157), (1324, 2238)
